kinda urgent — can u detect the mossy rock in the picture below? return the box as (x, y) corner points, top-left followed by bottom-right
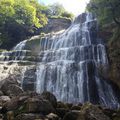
(57, 101), (69, 109)
(113, 109), (120, 120)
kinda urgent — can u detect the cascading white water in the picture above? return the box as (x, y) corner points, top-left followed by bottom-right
(36, 13), (120, 109)
(13, 40), (27, 50)
(0, 40), (28, 62)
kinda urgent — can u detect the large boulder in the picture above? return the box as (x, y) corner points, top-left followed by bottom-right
(56, 108), (69, 119)
(0, 96), (10, 106)
(63, 103), (111, 120)
(0, 77), (18, 90)
(80, 103), (110, 120)
(41, 91), (57, 108)
(2, 97), (22, 112)
(1, 84), (23, 96)
(56, 101), (70, 118)
(1, 95), (29, 113)
(63, 111), (85, 120)
(24, 97), (55, 114)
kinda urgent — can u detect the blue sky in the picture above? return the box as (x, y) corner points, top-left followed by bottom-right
(39, 0), (90, 16)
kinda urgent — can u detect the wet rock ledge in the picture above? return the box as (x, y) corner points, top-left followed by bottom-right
(0, 91), (119, 120)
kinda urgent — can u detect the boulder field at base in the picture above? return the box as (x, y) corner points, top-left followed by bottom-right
(0, 91), (119, 120)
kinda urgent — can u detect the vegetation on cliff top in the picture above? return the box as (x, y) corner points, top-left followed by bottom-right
(87, 0), (120, 27)
(87, 0), (120, 43)
(0, 0), (74, 50)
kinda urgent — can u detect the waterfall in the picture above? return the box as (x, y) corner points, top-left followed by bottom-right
(0, 40), (28, 62)
(13, 40), (27, 50)
(36, 13), (120, 109)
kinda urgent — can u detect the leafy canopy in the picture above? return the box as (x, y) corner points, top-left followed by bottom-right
(0, 0), (74, 49)
(46, 3), (74, 19)
(0, 0), (48, 28)
(87, 0), (120, 26)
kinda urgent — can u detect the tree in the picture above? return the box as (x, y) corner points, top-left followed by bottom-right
(46, 3), (74, 20)
(13, 0), (48, 28)
(0, 0), (15, 24)
(0, 0), (73, 49)
(0, 0), (48, 49)
(87, 0), (120, 26)
(47, 3), (65, 16)
(61, 11), (74, 20)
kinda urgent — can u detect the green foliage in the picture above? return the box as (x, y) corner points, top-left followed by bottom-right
(0, 0), (48, 49)
(47, 3), (74, 20)
(61, 11), (74, 20)
(0, 0), (73, 49)
(47, 3), (65, 16)
(87, 0), (120, 26)
(13, 0), (48, 28)
(0, 0), (15, 24)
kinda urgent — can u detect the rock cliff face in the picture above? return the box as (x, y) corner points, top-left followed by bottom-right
(98, 24), (120, 89)
(42, 18), (72, 33)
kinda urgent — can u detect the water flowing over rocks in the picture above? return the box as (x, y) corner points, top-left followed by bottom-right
(0, 12), (120, 114)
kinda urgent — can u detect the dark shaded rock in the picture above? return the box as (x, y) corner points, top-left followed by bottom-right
(56, 108), (69, 118)
(77, 103), (83, 106)
(42, 18), (71, 33)
(15, 113), (46, 120)
(1, 94), (56, 115)
(1, 95), (29, 113)
(63, 103), (111, 120)
(2, 97), (22, 112)
(98, 23), (120, 89)
(41, 91), (57, 108)
(46, 113), (59, 120)
(0, 91), (3, 96)
(22, 67), (36, 91)
(0, 113), (3, 119)
(71, 105), (81, 110)
(63, 111), (85, 120)
(65, 103), (73, 109)
(81, 102), (110, 120)
(8, 84), (23, 96)
(0, 77), (18, 90)
(74, 13), (87, 24)
(57, 102), (69, 109)
(1, 84), (23, 96)
(102, 108), (116, 119)
(112, 109), (120, 120)
(25, 97), (55, 114)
